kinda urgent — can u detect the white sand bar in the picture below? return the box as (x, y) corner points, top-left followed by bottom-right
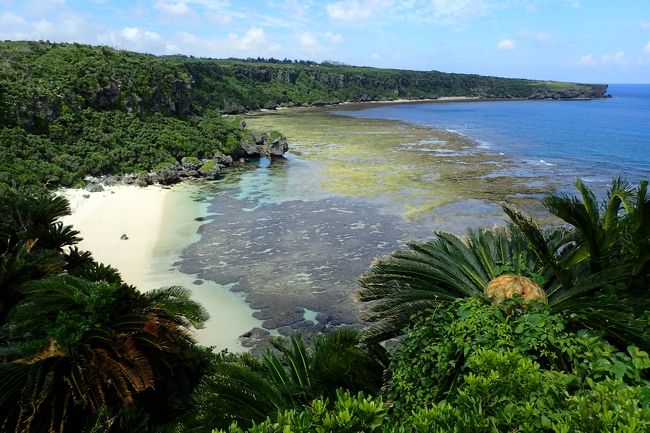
(59, 184), (261, 352)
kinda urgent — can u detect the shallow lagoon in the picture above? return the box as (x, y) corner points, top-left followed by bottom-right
(147, 108), (560, 350)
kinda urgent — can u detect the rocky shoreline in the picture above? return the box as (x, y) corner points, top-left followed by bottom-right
(83, 131), (289, 191)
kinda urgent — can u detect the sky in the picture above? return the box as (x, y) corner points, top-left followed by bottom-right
(1, 0), (649, 83)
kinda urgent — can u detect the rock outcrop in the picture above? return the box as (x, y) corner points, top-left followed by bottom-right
(234, 131), (289, 158)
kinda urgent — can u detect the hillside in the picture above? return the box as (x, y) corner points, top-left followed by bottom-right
(0, 41), (608, 188)
(182, 58), (608, 113)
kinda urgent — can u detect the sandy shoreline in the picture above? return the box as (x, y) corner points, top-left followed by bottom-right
(58, 183), (262, 351)
(59, 185), (172, 288)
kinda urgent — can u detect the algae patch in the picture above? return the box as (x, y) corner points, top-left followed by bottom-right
(245, 108), (552, 220)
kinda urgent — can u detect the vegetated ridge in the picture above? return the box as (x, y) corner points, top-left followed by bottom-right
(187, 58), (608, 113)
(0, 41), (608, 188)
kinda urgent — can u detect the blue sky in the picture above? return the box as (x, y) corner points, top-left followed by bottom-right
(1, 0), (649, 83)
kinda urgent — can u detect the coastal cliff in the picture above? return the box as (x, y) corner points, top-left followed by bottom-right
(0, 41), (608, 188)
(184, 61), (608, 113)
(1, 41), (608, 130)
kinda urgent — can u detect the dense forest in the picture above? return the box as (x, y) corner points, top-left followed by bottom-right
(0, 41), (607, 189)
(2, 40), (648, 433)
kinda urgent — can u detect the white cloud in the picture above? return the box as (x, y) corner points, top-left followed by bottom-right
(298, 31), (323, 54)
(430, 0), (494, 24)
(324, 31), (343, 43)
(273, 0), (311, 22)
(645, 41), (650, 54)
(208, 13), (233, 25)
(525, 5), (539, 13)
(186, 0), (229, 9)
(27, 0), (65, 12)
(372, 53), (379, 59)
(0, 11), (28, 28)
(497, 38), (516, 50)
(97, 26), (167, 53)
(153, 0), (193, 16)
(0, 11), (30, 39)
(33, 19), (54, 35)
(238, 27), (275, 52)
(641, 21), (650, 29)
(120, 27), (162, 42)
(0, 10), (97, 41)
(516, 28), (554, 45)
(579, 53), (595, 66)
(325, 0), (393, 22)
(600, 50), (625, 65)
(173, 26), (282, 57)
(580, 51), (627, 67)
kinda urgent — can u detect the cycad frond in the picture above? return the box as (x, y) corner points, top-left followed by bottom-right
(503, 205), (573, 286)
(357, 227), (539, 342)
(144, 286), (209, 329)
(604, 177), (633, 229)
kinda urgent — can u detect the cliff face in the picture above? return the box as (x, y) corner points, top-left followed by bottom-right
(1, 42), (194, 132)
(182, 62), (609, 113)
(0, 41), (609, 130)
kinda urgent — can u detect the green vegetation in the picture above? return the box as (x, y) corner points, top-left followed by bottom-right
(212, 299), (650, 433)
(0, 41), (607, 189)
(0, 41), (252, 188)
(175, 329), (387, 431)
(1, 39), (646, 433)
(2, 178), (648, 432)
(0, 187), (211, 432)
(185, 58), (607, 111)
(0, 110), (249, 187)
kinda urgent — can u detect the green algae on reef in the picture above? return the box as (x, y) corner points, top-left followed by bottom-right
(244, 107), (553, 221)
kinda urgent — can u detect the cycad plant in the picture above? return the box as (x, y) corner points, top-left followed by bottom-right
(0, 275), (208, 433)
(357, 226), (556, 342)
(177, 328), (387, 432)
(505, 178), (650, 348)
(358, 178), (650, 349)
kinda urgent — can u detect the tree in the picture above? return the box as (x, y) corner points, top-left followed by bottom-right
(385, 298), (650, 432)
(357, 224), (550, 342)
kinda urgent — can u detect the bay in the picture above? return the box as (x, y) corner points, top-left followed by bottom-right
(172, 87), (649, 350)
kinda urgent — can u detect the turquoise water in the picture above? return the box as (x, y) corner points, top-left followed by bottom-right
(340, 84), (650, 193)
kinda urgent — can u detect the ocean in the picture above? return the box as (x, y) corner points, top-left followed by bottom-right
(339, 84), (650, 194)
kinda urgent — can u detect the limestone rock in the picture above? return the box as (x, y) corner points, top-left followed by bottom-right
(153, 168), (180, 185)
(86, 183), (104, 192)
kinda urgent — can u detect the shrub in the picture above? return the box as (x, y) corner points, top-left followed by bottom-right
(213, 390), (387, 433)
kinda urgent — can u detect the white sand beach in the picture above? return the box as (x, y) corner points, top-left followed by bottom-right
(58, 184), (262, 351)
(59, 185), (171, 287)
